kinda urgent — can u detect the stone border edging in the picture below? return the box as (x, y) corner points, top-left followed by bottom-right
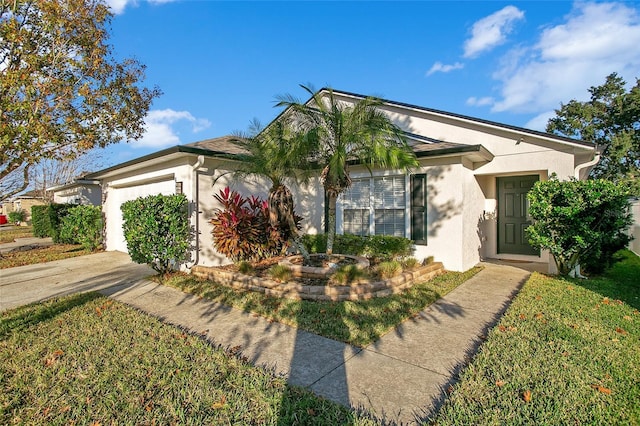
(191, 261), (445, 301)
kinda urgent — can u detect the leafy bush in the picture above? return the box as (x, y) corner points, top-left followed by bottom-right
(8, 209), (25, 224)
(31, 205), (50, 237)
(302, 233), (414, 261)
(121, 194), (191, 275)
(527, 176), (632, 276)
(48, 204), (73, 243)
(210, 187), (296, 262)
(59, 205), (103, 251)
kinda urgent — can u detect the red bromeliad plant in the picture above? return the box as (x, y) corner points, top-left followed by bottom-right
(210, 187), (301, 262)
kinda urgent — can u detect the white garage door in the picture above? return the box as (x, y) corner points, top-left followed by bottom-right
(108, 179), (175, 253)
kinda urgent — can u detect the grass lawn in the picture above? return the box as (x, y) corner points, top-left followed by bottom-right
(0, 226), (34, 243)
(0, 244), (92, 269)
(432, 250), (640, 425)
(0, 293), (376, 425)
(159, 267), (481, 347)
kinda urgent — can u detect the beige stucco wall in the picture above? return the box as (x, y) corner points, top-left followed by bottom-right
(630, 199), (640, 256)
(195, 157), (324, 267)
(53, 184), (102, 206)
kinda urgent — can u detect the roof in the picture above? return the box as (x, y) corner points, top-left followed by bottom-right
(325, 88), (595, 149)
(87, 88), (593, 177)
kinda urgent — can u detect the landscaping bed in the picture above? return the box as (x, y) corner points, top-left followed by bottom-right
(192, 258), (444, 301)
(0, 244), (92, 269)
(157, 266), (481, 346)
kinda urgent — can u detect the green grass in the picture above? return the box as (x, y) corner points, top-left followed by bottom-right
(0, 226), (33, 243)
(158, 267), (482, 347)
(432, 250), (640, 425)
(0, 293), (376, 425)
(0, 244), (91, 269)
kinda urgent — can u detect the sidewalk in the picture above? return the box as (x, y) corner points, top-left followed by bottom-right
(102, 261), (531, 424)
(0, 236), (54, 254)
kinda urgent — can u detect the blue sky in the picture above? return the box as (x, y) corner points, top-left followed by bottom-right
(101, 0), (640, 166)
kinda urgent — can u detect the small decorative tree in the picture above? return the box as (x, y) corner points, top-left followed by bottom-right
(121, 194), (191, 275)
(527, 176), (633, 276)
(210, 187), (300, 262)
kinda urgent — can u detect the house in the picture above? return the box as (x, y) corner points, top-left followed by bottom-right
(2, 190), (48, 223)
(48, 177), (102, 206)
(86, 89), (598, 273)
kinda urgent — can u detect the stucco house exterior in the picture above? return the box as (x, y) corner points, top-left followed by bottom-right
(48, 177), (102, 206)
(87, 89), (598, 273)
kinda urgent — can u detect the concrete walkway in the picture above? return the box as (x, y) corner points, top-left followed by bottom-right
(102, 261), (532, 424)
(0, 236), (54, 254)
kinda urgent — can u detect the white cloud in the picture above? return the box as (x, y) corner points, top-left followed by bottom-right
(466, 96), (495, 107)
(490, 1), (640, 114)
(105, 0), (177, 15)
(524, 110), (556, 131)
(426, 61), (464, 76)
(133, 109), (212, 148)
(463, 5), (525, 58)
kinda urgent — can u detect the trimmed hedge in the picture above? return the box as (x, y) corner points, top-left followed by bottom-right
(121, 194), (191, 275)
(60, 205), (103, 251)
(48, 204), (73, 243)
(302, 233), (413, 261)
(31, 205), (50, 237)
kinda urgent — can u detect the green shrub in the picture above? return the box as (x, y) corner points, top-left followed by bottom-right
(376, 260), (403, 279)
(59, 205), (103, 251)
(8, 209), (25, 224)
(121, 194), (192, 275)
(423, 256), (434, 265)
(48, 204), (73, 243)
(329, 264), (367, 285)
(31, 205), (50, 237)
(302, 233), (413, 261)
(267, 264), (292, 282)
(527, 176), (632, 275)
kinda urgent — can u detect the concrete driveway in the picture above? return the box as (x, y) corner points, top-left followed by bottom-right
(0, 251), (154, 312)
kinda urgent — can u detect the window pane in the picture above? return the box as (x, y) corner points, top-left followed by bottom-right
(374, 176), (405, 208)
(344, 209), (369, 236)
(341, 179), (370, 208)
(375, 209), (405, 237)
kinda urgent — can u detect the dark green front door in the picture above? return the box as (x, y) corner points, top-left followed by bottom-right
(497, 175), (539, 255)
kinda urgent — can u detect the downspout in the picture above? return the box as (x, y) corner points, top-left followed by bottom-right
(574, 153), (600, 180)
(188, 155), (205, 269)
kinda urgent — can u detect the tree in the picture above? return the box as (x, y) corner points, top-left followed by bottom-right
(29, 152), (104, 202)
(527, 176), (632, 276)
(276, 85), (418, 254)
(546, 73), (639, 183)
(230, 118), (318, 261)
(0, 0), (161, 201)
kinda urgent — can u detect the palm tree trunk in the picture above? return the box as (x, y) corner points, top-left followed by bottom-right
(326, 192), (337, 255)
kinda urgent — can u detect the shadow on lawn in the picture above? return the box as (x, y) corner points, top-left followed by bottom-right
(0, 292), (100, 340)
(574, 251), (640, 310)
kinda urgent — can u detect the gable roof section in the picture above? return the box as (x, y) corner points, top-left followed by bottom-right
(324, 88), (595, 150)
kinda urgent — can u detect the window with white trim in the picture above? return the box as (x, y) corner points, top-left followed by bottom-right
(341, 175), (407, 237)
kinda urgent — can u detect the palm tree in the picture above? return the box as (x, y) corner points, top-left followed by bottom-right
(231, 118), (317, 261)
(276, 85), (418, 254)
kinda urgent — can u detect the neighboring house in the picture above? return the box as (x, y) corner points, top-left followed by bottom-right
(86, 89), (598, 273)
(48, 178), (102, 206)
(5, 190), (47, 223)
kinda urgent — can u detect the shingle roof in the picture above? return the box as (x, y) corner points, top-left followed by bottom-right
(183, 135), (248, 156)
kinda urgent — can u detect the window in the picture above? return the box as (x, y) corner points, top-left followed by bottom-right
(341, 176), (407, 237)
